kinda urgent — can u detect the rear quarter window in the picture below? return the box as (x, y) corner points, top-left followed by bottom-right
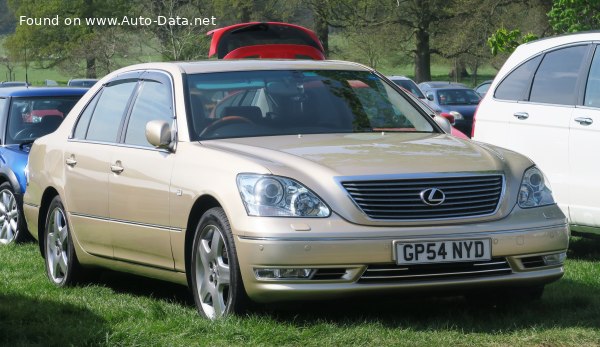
(494, 55), (541, 101)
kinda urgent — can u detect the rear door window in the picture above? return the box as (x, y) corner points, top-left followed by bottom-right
(584, 46), (600, 108)
(529, 45), (588, 105)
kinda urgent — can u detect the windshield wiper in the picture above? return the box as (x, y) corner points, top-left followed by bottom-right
(19, 140), (35, 149)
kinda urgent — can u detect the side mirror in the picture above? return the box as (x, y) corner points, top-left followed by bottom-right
(433, 115), (453, 134)
(145, 120), (172, 149)
(426, 93), (434, 101)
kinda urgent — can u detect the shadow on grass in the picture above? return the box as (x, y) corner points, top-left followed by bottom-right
(76, 236), (600, 334)
(0, 294), (107, 346)
(257, 277), (600, 330)
(568, 236), (600, 260)
(94, 269), (194, 306)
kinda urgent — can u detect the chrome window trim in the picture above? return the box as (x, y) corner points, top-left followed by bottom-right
(68, 69), (179, 149)
(334, 171), (507, 223)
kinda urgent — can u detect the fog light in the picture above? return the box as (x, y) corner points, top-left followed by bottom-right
(254, 268), (314, 280)
(543, 252), (567, 265)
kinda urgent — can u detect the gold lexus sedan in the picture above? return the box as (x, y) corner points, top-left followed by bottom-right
(24, 60), (569, 319)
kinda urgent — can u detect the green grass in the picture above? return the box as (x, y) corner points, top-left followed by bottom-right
(1, 237), (600, 346)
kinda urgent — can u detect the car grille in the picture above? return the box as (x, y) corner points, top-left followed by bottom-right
(341, 175), (503, 220)
(520, 256), (546, 269)
(358, 258), (512, 283)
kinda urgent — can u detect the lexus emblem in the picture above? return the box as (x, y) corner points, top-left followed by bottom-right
(420, 188), (446, 206)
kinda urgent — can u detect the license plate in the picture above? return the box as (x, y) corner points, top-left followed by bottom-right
(394, 239), (491, 265)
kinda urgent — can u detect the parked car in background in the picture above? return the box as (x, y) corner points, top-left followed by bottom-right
(474, 80), (493, 97)
(0, 87), (87, 244)
(208, 22), (325, 60)
(473, 31), (600, 237)
(419, 81), (481, 136)
(24, 60), (567, 319)
(0, 81), (30, 88)
(388, 76), (467, 136)
(67, 79), (98, 88)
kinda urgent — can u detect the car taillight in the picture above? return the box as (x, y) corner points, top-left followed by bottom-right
(439, 112), (455, 125)
(471, 105), (479, 138)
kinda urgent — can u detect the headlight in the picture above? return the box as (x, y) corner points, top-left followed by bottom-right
(518, 166), (555, 208)
(237, 174), (330, 217)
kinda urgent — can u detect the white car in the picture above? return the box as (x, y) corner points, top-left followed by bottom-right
(473, 31), (600, 236)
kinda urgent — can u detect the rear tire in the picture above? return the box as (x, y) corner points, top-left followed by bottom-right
(190, 207), (249, 319)
(44, 196), (83, 286)
(0, 182), (28, 244)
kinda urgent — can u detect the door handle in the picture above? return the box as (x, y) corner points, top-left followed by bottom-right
(110, 161), (124, 174)
(574, 117), (593, 126)
(65, 157), (77, 167)
(513, 112), (529, 120)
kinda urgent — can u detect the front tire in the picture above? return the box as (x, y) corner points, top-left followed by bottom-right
(44, 196), (82, 286)
(0, 182), (28, 244)
(191, 207), (249, 319)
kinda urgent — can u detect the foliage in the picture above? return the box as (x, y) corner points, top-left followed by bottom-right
(5, 0), (132, 78)
(488, 28), (538, 56)
(548, 0), (600, 33)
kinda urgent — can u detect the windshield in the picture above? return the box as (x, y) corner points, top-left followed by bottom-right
(391, 79), (425, 99)
(436, 89), (481, 105)
(187, 70), (436, 140)
(5, 96), (80, 144)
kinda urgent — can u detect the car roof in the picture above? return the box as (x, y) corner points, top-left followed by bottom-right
(419, 81), (469, 89)
(120, 59), (372, 75)
(0, 87), (89, 97)
(387, 75), (412, 81)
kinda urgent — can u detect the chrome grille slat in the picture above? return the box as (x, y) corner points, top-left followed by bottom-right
(353, 191), (500, 202)
(362, 203), (498, 213)
(349, 186), (500, 195)
(359, 258), (512, 283)
(342, 174), (503, 220)
(344, 177), (501, 187)
(358, 197), (498, 208)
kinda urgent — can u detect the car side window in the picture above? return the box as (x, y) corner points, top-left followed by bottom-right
(124, 79), (173, 147)
(494, 55), (541, 101)
(584, 46), (600, 108)
(73, 91), (100, 139)
(529, 45), (588, 105)
(86, 81), (137, 143)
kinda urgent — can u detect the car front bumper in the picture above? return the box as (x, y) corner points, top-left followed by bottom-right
(233, 205), (569, 303)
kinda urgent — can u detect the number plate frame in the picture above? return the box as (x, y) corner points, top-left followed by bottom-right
(393, 238), (492, 265)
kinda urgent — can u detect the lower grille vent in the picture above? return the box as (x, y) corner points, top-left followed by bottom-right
(358, 258), (512, 283)
(312, 268), (347, 280)
(520, 256), (546, 269)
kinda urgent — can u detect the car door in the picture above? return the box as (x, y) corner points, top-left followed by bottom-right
(569, 44), (600, 228)
(506, 44), (590, 215)
(108, 71), (176, 269)
(65, 75), (140, 257)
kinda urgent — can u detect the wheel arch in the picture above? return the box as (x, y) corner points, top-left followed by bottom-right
(37, 187), (60, 257)
(0, 167), (22, 195)
(184, 194), (221, 287)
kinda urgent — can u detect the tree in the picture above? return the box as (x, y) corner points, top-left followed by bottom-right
(5, 0), (131, 78)
(548, 0), (600, 33)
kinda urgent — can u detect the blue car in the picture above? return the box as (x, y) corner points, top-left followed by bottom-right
(0, 87), (87, 244)
(418, 82), (481, 137)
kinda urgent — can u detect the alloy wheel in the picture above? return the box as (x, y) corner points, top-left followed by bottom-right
(0, 189), (19, 245)
(46, 206), (69, 284)
(194, 224), (231, 319)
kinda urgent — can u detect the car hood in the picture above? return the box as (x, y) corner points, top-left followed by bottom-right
(201, 132), (532, 226)
(203, 132), (506, 176)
